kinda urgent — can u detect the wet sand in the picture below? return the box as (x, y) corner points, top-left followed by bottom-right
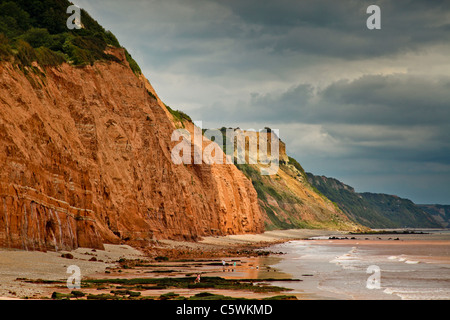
(266, 230), (450, 300)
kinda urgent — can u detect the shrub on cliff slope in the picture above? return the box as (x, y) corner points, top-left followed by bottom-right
(0, 0), (140, 70)
(166, 105), (192, 127)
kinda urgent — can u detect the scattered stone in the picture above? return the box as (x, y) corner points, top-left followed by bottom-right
(159, 292), (179, 300)
(155, 256), (169, 262)
(71, 291), (85, 298)
(51, 292), (72, 300)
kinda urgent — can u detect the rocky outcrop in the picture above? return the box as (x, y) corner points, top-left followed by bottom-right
(223, 129), (362, 231)
(0, 58), (263, 251)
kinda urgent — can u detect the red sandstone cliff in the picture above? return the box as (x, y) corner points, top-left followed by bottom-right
(0, 56), (263, 251)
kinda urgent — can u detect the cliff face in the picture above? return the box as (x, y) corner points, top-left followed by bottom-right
(0, 58), (263, 251)
(307, 173), (442, 229)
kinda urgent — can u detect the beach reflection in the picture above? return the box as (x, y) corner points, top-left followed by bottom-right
(208, 256), (292, 280)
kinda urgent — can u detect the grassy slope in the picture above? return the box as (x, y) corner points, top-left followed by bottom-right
(235, 158), (361, 231)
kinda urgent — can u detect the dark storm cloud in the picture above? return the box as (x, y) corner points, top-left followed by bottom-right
(318, 74), (450, 126)
(124, 0), (450, 79)
(220, 72), (450, 175)
(76, 0), (450, 74)
(221, 0), (450, 58)
(223, 74), (450, 127)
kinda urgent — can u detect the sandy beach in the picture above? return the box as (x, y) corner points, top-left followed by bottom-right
(4, 228), (447, 300)
(0, 229), (340, 300)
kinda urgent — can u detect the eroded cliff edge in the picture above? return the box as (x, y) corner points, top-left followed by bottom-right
(0, 58), (263, 251)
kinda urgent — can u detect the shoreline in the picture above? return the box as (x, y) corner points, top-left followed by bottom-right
(1, 228), (448, 300)
(265, 230), (450, 300)
(0, 229), (341, 300)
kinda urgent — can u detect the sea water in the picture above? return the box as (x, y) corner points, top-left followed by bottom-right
(267, 230), (450, 300)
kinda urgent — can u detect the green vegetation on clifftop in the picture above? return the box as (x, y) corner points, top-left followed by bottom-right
(0, 0), (141, 71)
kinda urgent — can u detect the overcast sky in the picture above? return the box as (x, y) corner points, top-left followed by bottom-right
(73, 0), (450, 204)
